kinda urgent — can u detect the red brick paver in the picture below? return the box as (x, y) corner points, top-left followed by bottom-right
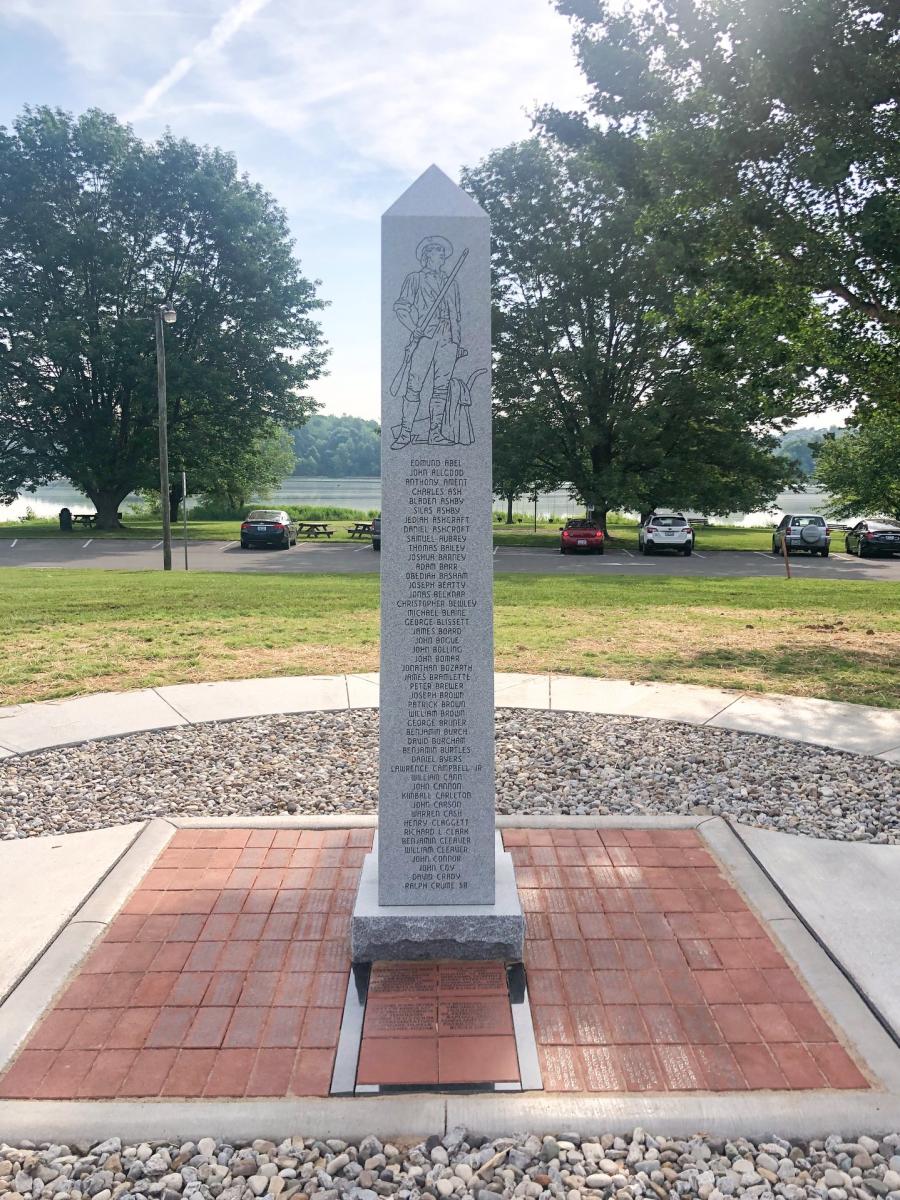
(0, 824), (870, 1098)
(505, 827), (869, 1093)
(0, 827), (372, 1099)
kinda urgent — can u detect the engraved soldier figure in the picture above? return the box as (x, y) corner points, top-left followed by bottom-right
(390, 235), (464, 449)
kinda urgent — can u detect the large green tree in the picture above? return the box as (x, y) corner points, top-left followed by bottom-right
(0, 107), (326, 527)
(463, 139), (823, 530)
(493, 407), (561, 523)
(815, 405), (900, 519)
(554, 0), (900, 336)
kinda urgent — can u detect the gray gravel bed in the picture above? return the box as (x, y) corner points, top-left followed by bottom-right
(2, 1130), (900, 1200)
(0, 711), (897, 844)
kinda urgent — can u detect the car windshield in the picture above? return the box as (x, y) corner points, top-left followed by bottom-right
(790, 516), (825, 526)
(871, 521), (900, 530)
(650, 516), (687, 527)
(247, 510), (283, 520)
(566, 520), (598, 529)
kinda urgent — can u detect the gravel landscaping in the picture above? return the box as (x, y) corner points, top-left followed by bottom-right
(2, 1130), (900, 1200)
(1, 711), (897, 844)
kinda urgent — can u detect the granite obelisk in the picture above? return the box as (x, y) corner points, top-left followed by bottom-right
(350, 165), (523, 960)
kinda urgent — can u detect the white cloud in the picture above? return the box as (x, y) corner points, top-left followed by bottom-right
(126, 0), (274, 121)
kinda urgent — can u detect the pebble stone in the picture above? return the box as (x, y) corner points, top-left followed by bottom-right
(1, 1131), (900, 1200)
(0, 711), (897, 843)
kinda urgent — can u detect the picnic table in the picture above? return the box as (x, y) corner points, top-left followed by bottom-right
(70, 513), (124, 529)
(347, 521), (373, 539)
(296, 520), (333, 538)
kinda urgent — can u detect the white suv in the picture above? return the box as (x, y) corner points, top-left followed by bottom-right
(639, 514), (694, 556)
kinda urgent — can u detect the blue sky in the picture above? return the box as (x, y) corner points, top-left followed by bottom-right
(0, 0), (586, 422)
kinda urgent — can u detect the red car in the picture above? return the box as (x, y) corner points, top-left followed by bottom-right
(560, 519), (604, 555)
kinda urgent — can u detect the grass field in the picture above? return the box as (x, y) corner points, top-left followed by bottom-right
(1, 515), (776, 551)
(1, 569), (896, 708)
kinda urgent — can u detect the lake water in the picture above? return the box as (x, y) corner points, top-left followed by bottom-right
(3, 478), (835, 527)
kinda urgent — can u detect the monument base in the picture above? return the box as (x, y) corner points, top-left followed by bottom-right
(350, 833), (525, 962)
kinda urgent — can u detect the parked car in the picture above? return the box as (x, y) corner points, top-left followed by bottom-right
(240, 509), (297, 550)
(844, 519), (900, 558)
(772, 514), (830, 557)
(371, 515), (381, 551)
(638, 514), (694, 556)
(560, 519), (604, 554)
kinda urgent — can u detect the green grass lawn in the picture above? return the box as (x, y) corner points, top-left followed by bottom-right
(2, 514), (777, 551)
(2, 569), (896, 708)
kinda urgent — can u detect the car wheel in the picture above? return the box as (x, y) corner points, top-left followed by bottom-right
(240, 541), (249, 550)
(597, 545), (604, 555)
(280, 535), (290, 550)
(372, 540), (380, 551)
(845, 538), (851, 553)
(821, 548), (829, 557)
(859, 543), (868, 558)
(683, 546), (692, 556)
(772, 538), (778, 553)
(642, 542), (651, 555)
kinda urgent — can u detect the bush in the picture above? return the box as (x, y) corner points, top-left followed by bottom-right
(188, 500), (380, 522)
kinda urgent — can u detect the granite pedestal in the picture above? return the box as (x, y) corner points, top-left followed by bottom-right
(351, 833), (524, 962)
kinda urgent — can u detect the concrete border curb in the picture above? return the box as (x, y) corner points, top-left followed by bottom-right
(1, 674), (899, 758)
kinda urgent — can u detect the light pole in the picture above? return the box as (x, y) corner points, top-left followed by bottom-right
(154, 302), (177, 571)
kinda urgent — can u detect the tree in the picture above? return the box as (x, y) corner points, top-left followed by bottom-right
(777, 425), (842, 476)
(194, 424), (296, 512)
(462, 139), (824, 532)
(493, 407), (560, 523)
(0, 107), (326, 528)
(815, 406), (900, 520)
(554, 0), (900, 336)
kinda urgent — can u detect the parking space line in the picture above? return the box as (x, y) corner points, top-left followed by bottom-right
(222, 541), (236, 550)
(353, 545), (368, 552)
(9, 540), (16, 549)
(622, 548), (634, 557)
(82, 539), (92, 548)
(152, 540), (163, 549)
(693, 551), (707, 558)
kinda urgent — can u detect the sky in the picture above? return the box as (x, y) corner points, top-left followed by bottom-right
(0, 0), (588, 422)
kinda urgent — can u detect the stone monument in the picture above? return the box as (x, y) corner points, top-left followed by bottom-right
(351, 165), (524, 962)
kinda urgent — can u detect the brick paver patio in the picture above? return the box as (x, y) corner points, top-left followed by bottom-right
(0, 825), (869, 1098)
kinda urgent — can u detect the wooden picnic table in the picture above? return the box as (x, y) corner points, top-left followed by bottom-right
(296, 520), (333, 538)
(70, 513), (124, 529)
(347, 521), (373, 539)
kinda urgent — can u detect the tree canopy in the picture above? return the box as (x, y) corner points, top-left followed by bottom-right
(815, 406), (900, 519)
(0, 107), (326, 526)
(554, 0), (900, 336)
(463, 138), (826, 527)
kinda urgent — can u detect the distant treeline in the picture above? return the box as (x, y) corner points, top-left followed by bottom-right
(777, 426), (842, 477)
(292, 414), (380, 477)
(291, 416), (839, 480)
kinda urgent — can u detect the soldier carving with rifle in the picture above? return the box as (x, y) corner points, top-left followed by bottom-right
(390, 236), (468, 449)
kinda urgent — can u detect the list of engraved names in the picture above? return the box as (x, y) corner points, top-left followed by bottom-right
(392, 456), (481, 898)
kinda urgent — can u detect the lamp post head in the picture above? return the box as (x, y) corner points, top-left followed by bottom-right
(161, 303), (177, 325)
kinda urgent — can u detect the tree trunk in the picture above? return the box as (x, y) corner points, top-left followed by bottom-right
(639, 510), (653, 526)
(89, 489), (129, 531)
(168, 479), (183, 524)
(506, 493), (514, 524)
(595, 508), (609, 538)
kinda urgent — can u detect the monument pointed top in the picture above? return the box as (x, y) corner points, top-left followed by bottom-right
(383, 164), (487, 219)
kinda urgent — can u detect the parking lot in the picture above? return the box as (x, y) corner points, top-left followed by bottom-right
(2, 537), (899, 579)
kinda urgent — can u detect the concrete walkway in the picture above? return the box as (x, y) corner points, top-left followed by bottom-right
(734, 825), (900, 1040)
(2, 673), (899, 758)
(0, 824), (143, 1004)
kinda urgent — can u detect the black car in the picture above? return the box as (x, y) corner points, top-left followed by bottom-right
(844, 519), (900, 558)
(371, 515), (381, 551)
(239, 509), (297, 550)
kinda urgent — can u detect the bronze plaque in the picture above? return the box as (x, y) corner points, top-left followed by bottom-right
(438, 962), (507, 994)
(363, 999), (437, 1038)
(438, 996), (513, 1036)
(368, 962), (439, 996)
